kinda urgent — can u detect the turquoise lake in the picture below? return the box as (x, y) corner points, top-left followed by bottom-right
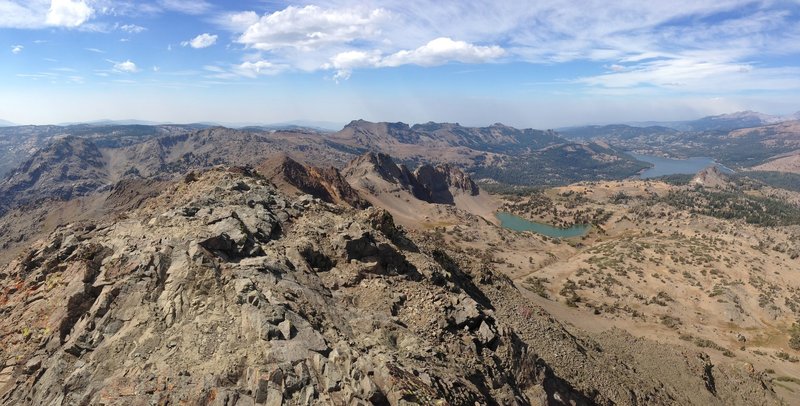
(629, 153), (735, 179)
(495, 212), (590, 238)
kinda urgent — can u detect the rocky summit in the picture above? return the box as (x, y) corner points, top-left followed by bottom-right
(0, 166), (781, 405)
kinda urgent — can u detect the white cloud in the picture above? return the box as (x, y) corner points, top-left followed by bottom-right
(236, 5), (387, 51)
(233, 60), (286, 78)
(46, 0), (94, 27)
(158, 0), (211, 15)
(0, 0), (47, 29)
(85, 47), (104, 53)
(327, 50), (382, 70)
(11, 45), (23, 54)
(324, 38), (504, 80)
(222, 1), (791, 81)
(325, 50), (381, 81)
(0, 0), (96, 28)
(182, 33), (218, 49)
(112, 60), (139, 73)
(215, 11), (258, 32)
(119, 23), (145, 33)
(577, 56), (800, 93)
(380, 38), (504, 67)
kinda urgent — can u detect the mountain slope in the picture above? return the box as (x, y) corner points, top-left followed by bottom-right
(332, 120), (648, 186)
(344, 152), (485, 205)
(0, 167), (779, 404)
(332, 120), (561, 153)
(686, 111), (787, 132)
(0, 137), (110, 215)
(343, 152), (499, 226)
(257, 154), (370, 209)
(691, 165), (733, 189)
(0, 127), (359, 217)
(559, 124), (679, 141)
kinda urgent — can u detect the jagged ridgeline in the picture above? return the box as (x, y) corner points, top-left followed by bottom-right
(0, 166), (780, 404)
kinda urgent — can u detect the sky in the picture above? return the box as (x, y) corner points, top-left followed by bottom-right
(1, 0), (799, 129)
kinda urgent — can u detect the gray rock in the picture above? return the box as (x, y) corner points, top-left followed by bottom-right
(23, 356), (43, 375)
(477, 321), (496, 345)
(262, 323), (284, 341)
(265, 387), (282, 406)
(278, 320), (294, 340)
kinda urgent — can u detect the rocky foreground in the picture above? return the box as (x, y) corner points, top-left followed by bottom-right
(0, 167), (782, 405)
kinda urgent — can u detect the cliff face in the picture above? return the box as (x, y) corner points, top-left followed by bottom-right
(344, 152), (480, 205)
(258, 155), (370, 209)
(414, 163), (479, 204)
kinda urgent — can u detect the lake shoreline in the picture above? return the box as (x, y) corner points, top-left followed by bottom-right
(495, 212), (590, 238)
(628, 152), (736, 179)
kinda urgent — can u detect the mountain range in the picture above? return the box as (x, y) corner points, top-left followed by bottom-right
(1, 112), (799, 403)
(615, 110), (800, 132)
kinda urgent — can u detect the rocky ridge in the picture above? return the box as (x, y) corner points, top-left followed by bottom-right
(0, 166), (780, 405)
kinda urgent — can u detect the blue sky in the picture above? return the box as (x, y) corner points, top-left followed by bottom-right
(1, 0), (799, 128)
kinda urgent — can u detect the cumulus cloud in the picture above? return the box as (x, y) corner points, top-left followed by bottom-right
(46, 0), (94, 27)
(11, 45), (23, 54)
(182, 33), (218, 49)
(236, 5), (387, 51)
(379, 38), (505, 67)
(0, 0), (95, 28)
(214, 11), (259, 32)
(324, 38), (504, 80)
(112, 60), (139, 73)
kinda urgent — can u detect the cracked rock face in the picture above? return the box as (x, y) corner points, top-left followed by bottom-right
(0, 167), (780, 405)
(0, 168), (529, 405)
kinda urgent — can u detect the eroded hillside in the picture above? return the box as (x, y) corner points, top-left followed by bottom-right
(0, 167), (780, 405)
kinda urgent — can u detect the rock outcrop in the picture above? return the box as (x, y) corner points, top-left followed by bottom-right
(258, 155), (370, 209)
(0, 167), (780, 405)
(343, 152), (480, 205)
(414, 163), (479, 204)
(691, 165), (732, 189)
